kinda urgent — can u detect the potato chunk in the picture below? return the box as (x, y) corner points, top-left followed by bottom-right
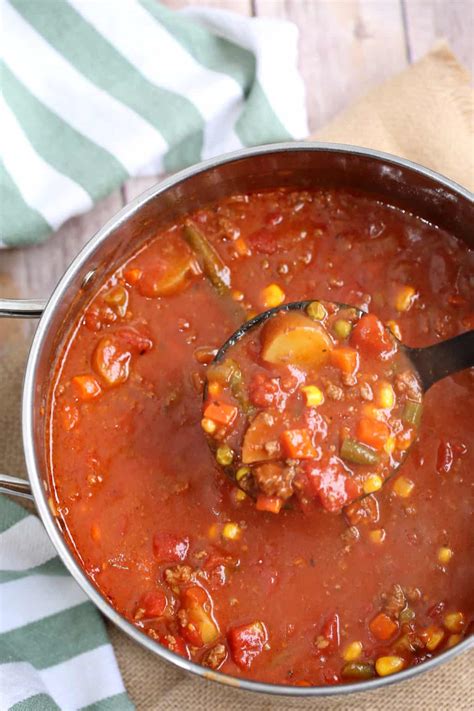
(261, 312), (333, 371)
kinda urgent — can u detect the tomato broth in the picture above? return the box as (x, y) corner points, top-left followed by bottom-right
(48, 188), (473, 686)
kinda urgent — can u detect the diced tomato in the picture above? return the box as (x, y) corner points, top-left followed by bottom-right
(356, 417), (390, 450)
(92, 337), (131, 387)
(228, 621), (268, 669)
(180, 585), (219, 647)
(152, 533), (189, 563)
(247, 227), (278, 254)
(255, 494), (283, 514)
(203, 400), (238, 427)
(137, 589), (167, 618)
(72, 374), (102, 401)
(437, 440), (454, 474)
(350, 313), (395, 358)
(115, 326), (153, 354)
(249, 372), (286, 409)
(159, 632), (189, 658)
(369, 612), (399, 641)
(280, 428), (317, 459)
(329, 347), (359, 375)
(321, 612), (341, 651)
(306, 456), (355, 512)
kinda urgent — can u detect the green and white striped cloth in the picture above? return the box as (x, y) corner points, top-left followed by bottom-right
(0, 497), (133, 710)
(1, 0), (308, 247)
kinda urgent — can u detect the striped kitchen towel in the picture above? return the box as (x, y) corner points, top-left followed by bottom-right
(1, 0), (308, 247)
(0, 496), (134, 710)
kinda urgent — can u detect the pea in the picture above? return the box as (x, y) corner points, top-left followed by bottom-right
(307, 301), (327, 321)
(333, 319), (352, 339)
(399, 607), (416, 624)
(216, 445), (234, 467)
(341, 662), (375, 680)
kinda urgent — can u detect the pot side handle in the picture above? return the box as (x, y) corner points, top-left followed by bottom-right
(0, 474), (34, 501)
(0, 298), (47, 318)
(0, 298), (44, 501)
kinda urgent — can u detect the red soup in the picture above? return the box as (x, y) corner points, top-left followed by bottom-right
(48, 188), (473, 686)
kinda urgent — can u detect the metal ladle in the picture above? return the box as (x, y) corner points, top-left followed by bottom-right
(204, 300), (474, 502)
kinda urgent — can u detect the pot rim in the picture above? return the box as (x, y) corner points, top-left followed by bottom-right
(22, 141), (474, 697)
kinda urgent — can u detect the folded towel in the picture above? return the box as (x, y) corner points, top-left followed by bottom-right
(0, 0), (308, 247)
(0, 496), (133, 710)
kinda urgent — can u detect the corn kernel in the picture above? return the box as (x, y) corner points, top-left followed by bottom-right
(392, 475), (415, 498)
(394, 285), (416, 312)
(377, 382), (395, 409)
(201, 417), (217, 434)
(437, 546), (453, 565)
(447, 634), (462, 648)
(261, 283), (285, 308)
(443, 612), (465, 633)
(386, 320), (402, 340)
(235, 237), (251, 256)
(375, 656), (405, 677)
(301, 385), (325, 407)
(207, 381), (221, 397)
(306, 300), (327, 321)
(216, 445), (234, 467)
(343, 641), (363, 662)
(234, 489), (247, 502)
(222, 522), (241, 540)
(363, 474), (383, 494)
(369, 528), (386, 544)
(236, 466), (250, 482)
(425, 626), (445, 651)
(384, 436), (396, 455)
(231, 289), (245, 302)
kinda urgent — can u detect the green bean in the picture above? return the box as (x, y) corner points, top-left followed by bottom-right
(399, 607), (416, 625)
(208, 359), (253, 416)
(341, 662), (375, 680)
(183, 222), (231, 296)
(402, 400), (423, 427)
(341, 438), (380, 466)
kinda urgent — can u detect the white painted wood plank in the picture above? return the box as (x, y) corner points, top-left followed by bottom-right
(255, 0), (408, 133)
(403, 0), (474, 71)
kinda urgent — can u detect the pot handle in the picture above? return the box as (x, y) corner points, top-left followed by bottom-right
(0, 474), (34, 501)
(0, 298), (47, 318)
(0, 299), (45, 502)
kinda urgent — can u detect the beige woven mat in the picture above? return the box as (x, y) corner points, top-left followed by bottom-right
(1, 41), (473, 710)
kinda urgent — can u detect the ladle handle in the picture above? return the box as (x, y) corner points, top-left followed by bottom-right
(407, 329), (474, 391)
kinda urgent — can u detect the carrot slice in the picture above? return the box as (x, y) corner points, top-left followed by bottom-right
(329, 347), (359, 374)
(356, 417), (390, 450)
(255, 494), (283, 514)
(280, 428), (317, 459)
(203, 400), (238, 426)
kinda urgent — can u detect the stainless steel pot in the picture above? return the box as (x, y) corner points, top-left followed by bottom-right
(1, 143), (473, 696)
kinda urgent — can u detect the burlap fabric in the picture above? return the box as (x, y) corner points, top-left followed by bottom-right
(1, 42), (473, 710)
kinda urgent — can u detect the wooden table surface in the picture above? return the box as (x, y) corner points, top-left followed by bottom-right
(1, 0), (472, 476)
